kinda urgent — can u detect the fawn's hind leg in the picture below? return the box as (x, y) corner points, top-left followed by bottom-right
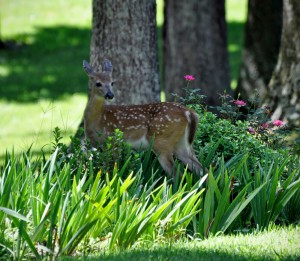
(175, 147), (203, 176)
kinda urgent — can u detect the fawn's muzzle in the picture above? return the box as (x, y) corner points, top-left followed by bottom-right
(105, 91), (114, 100)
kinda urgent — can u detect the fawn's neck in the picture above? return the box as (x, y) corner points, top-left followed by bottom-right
(85, 95), (105, 125)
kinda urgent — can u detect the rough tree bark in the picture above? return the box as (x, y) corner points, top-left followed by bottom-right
(236, 0), (282, 99)
(264, 0), (300, 128)
(89, 0), (160, 104)
(163, 0), (231, 106)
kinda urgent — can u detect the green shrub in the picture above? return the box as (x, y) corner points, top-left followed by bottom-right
(174, 87), (294, 174)
(52, 127), (162, 182)
(195, 111), (267, 161)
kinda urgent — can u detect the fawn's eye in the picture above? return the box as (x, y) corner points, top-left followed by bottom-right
(96, 82), (102, 87)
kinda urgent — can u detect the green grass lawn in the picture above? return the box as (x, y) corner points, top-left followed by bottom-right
(0, 0), (91, 157)
(0, 95), (86, 158)
(62, 227), (300, 260)
(0, 0), (247, 159)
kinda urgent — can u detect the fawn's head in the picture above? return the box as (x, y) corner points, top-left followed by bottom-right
(83, 59), (115, 100)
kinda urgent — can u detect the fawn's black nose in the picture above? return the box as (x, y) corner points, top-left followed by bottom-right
(105, 91), (114, 100)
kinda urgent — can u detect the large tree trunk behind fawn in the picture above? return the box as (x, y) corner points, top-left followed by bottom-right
(163, 0), (231, 107)
(264, 0), (300, 128)
(236, 0), (282, 99)
(90, 0), (160, 104)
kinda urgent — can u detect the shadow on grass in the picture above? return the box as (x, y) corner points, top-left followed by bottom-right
(0, 21), (245, 102)
(0, 25), (91, 102)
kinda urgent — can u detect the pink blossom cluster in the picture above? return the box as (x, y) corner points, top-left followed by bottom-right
(233, 100), (247, 107)
(272, 120), (284, 127)
(184, 75), (195, 81)
(248, 120), (285, 134)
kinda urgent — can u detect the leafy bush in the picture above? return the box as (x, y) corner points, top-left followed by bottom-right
(174, 86), (294, 174)
(51, 127), (162, 182)
(195, 111), (267, 161)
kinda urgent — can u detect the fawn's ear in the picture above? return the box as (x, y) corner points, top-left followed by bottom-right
(102, 59), (113, 73)
(83, 60), (95, 76)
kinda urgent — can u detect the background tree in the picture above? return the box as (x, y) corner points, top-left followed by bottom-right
(89, 0), (160, 104)
(236, 0), (282, 99)
(163, 0), (231, 106)
(264, 0), (300, 128)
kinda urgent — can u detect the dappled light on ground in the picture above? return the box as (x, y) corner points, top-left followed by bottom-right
(0, 26), (91, 102)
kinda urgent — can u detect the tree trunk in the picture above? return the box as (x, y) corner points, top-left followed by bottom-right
(236, 0), (282, 99)
(90, 0), (160, 105)
(163, 0), (231, 107)
(264, 0), (300, 128)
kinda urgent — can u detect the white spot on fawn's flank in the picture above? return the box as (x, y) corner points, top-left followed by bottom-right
(165, 115), (171, 121)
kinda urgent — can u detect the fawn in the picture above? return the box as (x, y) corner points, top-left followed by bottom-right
(83, 59), (203, 179)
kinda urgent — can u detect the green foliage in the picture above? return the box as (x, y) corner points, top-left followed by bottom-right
(283, 186), (300, 224)
(194, 156), (265, 238)
(52, 128), (162, 182)
(195, 111), (267, 162)
(0, 144), (205, 258)
(241, 155), (300, 230)
(108, 177), (206, 249)
(174, 88), (295, 175)
(1, 136), (299, 259)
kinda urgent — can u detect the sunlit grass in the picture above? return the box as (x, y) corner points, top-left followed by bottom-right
(226, 0), (247, 89)
(0, 0), (91, 38)
(156, 0), (164, 26)
(0, 65), (10, 77)
(0, 0), (91, 159)
(63, 227), (300, 260)
(226, 0), (248, 22)
(0, 94), (87, 158)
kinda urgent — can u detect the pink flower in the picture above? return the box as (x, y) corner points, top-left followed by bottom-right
(184, 75), (195, 81)
(272, 120), (284, 127)
(248, 127), (256, 134)
(261, 123), (269, 129)
(233, 100), (247, 107)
